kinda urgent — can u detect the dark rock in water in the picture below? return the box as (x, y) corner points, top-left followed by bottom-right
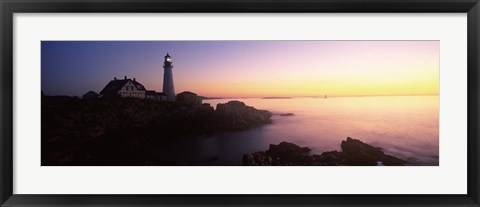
(280, 113), (295, 116)
(267, 142), (310, 160)
(243, 137), (406, 166)
(215, 101), (272, 131)
(243, 142), (314, 166)
(243, 152), (274, 166)
(341, 137), (406, 166)
(315, 151), (347, 166)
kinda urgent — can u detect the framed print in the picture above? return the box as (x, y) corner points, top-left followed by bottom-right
(1, 0), (479, 206)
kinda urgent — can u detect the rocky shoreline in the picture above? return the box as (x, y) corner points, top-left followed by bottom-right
(42, 96), (272, 165)
(42, 96), (406, 166)
(243, 137), (406, 166)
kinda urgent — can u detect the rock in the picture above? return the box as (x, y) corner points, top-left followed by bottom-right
(341, 137), (406, 166)
(218, 100), (246, 108)
(280, 113), (294, 116)
(243, 138), (406, 166)
(243, 142), (313, 166)
(87, 126), (105, 138)
(267, 142), (310, 158)
(380, 155), (407, 166)
(315, 151), (346, 166)
(243, 152), (274, 166)
(215, 101), (272, 131)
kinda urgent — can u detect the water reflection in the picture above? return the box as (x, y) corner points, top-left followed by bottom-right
(166, 96), (439, 166)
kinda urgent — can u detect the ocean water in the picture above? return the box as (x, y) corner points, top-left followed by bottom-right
(170, 96), (439, 166)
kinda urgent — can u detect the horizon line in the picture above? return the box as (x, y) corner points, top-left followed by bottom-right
(203, 93), (440, 99)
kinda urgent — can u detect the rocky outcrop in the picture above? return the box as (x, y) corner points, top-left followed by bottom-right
(215, 101), (272, 131)
(340, 137), (405, 166)
(242, 152), (274, 166)
(243, 137), (406, 166)
(243, 142), (312, 166)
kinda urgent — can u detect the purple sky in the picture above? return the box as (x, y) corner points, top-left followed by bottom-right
(41, 41), (439, 97)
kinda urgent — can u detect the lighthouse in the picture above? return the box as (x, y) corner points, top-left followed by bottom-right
(162, 53), (176, 101)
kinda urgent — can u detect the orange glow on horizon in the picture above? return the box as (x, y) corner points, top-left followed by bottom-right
(167, 41), (440, 98)
(174, 64), (439, 98)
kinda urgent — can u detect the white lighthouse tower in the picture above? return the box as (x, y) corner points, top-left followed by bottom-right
(162, 53), (176, 101)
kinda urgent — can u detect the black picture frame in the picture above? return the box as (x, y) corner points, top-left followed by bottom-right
(1, 0), (479, 206)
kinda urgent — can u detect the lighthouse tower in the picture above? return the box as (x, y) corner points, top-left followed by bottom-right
(162, 53), (176, 101)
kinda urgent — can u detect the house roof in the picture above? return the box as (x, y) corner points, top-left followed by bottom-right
(100, 79), (128, 96)
(100, 78), (146, 96)
(132, 80), (146, 90)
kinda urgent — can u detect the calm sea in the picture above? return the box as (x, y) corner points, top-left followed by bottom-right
(167, 95), (439, 166)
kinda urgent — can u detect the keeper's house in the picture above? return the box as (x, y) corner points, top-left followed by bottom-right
(99, 76), (149, 99)
(97, 76), (168, 101)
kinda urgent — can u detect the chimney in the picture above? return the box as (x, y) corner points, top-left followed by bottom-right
(114, 77), (117, 80)
(124, 76), (127, 80)
(133, 78), (136, 81)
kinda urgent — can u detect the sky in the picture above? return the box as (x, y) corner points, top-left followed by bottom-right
(41, 41), (439, 98)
